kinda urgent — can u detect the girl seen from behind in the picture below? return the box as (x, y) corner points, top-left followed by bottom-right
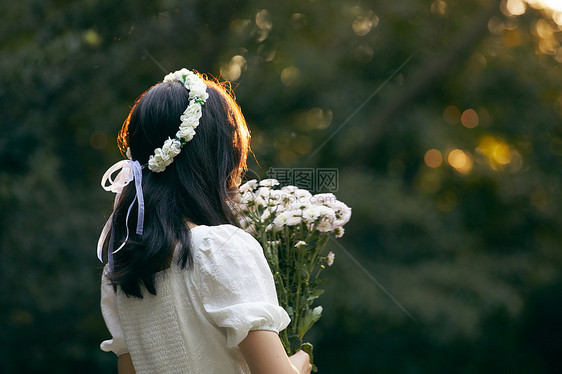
(98, 69), (312, 374)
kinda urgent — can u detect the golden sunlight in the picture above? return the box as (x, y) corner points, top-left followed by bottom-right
(527, 0), (562, 25)
(528, 0), (562, 12)
(476, 135), (522, 171)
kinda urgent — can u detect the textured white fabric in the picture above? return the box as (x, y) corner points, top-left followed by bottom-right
(100, 224), (290, 374)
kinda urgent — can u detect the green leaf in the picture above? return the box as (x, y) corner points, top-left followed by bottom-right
(298, 306), (323, 337)
(307, 289), (325, 301)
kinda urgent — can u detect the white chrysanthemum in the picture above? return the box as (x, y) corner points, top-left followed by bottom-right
(272, 211), (293, 230)
(316, 220), (333, 232)
(302, 207), (319, 223)
(259, 179), (280, 187)
(239, 179), (259, 193)
(261, 209), (272, 221)
(302, 205), (336, 223)
(294, 240), (307, 249)
(330, 201), (352, 226)
(318, 205), (337, 221)
(254, 195), (267, 208)
(267, 191), (291, 208)
(293, 189), (313, 204)
(256, 187), (274, 203)
(286, 214), (302, 226)
(240, 191), (257, 204)
(294, 201), (313, 211)
(281, 185), (299, 194)
(334, 226), (345, 238)
(280, 192), (297, 205)
(312, 193), (337, 206)
(326, 251), (335, 266)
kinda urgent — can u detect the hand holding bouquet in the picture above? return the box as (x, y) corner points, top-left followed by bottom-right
(230, 179), (351, 369)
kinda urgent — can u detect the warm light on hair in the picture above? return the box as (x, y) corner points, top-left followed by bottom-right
(204, 77), (251, 188)
(117, 75), (251, 188)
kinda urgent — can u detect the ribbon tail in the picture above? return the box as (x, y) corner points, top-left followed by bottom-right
(108, 228), (116, 272)
(97, 213), (114, 262)
(133, 162), (145, 235)
(113, 195), (136, 255)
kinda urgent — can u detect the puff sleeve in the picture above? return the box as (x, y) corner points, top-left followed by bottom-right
(99, 265), (129, 356)
(197, 225), (291, 348)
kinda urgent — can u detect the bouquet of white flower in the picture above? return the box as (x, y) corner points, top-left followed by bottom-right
(231, 178), (352, 370)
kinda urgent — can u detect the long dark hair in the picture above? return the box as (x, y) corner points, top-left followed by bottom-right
(105, 75), (250, 298)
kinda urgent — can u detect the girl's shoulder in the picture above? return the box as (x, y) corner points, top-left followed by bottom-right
(190, 224), (262, 261)
(191, 223), (251, 241)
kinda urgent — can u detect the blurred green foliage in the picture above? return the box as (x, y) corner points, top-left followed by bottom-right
(1, 0), (561, 372)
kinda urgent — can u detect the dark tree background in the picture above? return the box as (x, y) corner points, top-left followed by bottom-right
(1, 0), (561, 372)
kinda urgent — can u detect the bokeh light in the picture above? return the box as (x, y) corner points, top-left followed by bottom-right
(502, 0), (527, 16)
(528, 0), (562, 12)
(254, 9), (272, 42)
(83, 29), (101, 46)
(460, 109), (479, 128)
(221, 55), (247, 81)
(447, 149), (473, 174)
(306, 107), (333, 130)
(352, 11), (379, 36)
(430, 1), (448, 16)
(424, 149), (443, 168)
(476, 135), (523, 171)
(281, 66), (301, 87)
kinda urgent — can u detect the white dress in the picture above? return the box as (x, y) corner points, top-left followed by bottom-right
(100, 224), (291, 374)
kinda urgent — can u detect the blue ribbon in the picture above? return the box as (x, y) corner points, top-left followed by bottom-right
(97, 160), (145, 267)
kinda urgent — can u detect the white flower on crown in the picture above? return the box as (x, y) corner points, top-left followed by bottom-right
(148, 138), (182, 173)
(177, 125), (197, 142)
(148, 68), (209, 172)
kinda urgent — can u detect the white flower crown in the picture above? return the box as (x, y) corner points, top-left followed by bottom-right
(146, 68), (209, 172)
